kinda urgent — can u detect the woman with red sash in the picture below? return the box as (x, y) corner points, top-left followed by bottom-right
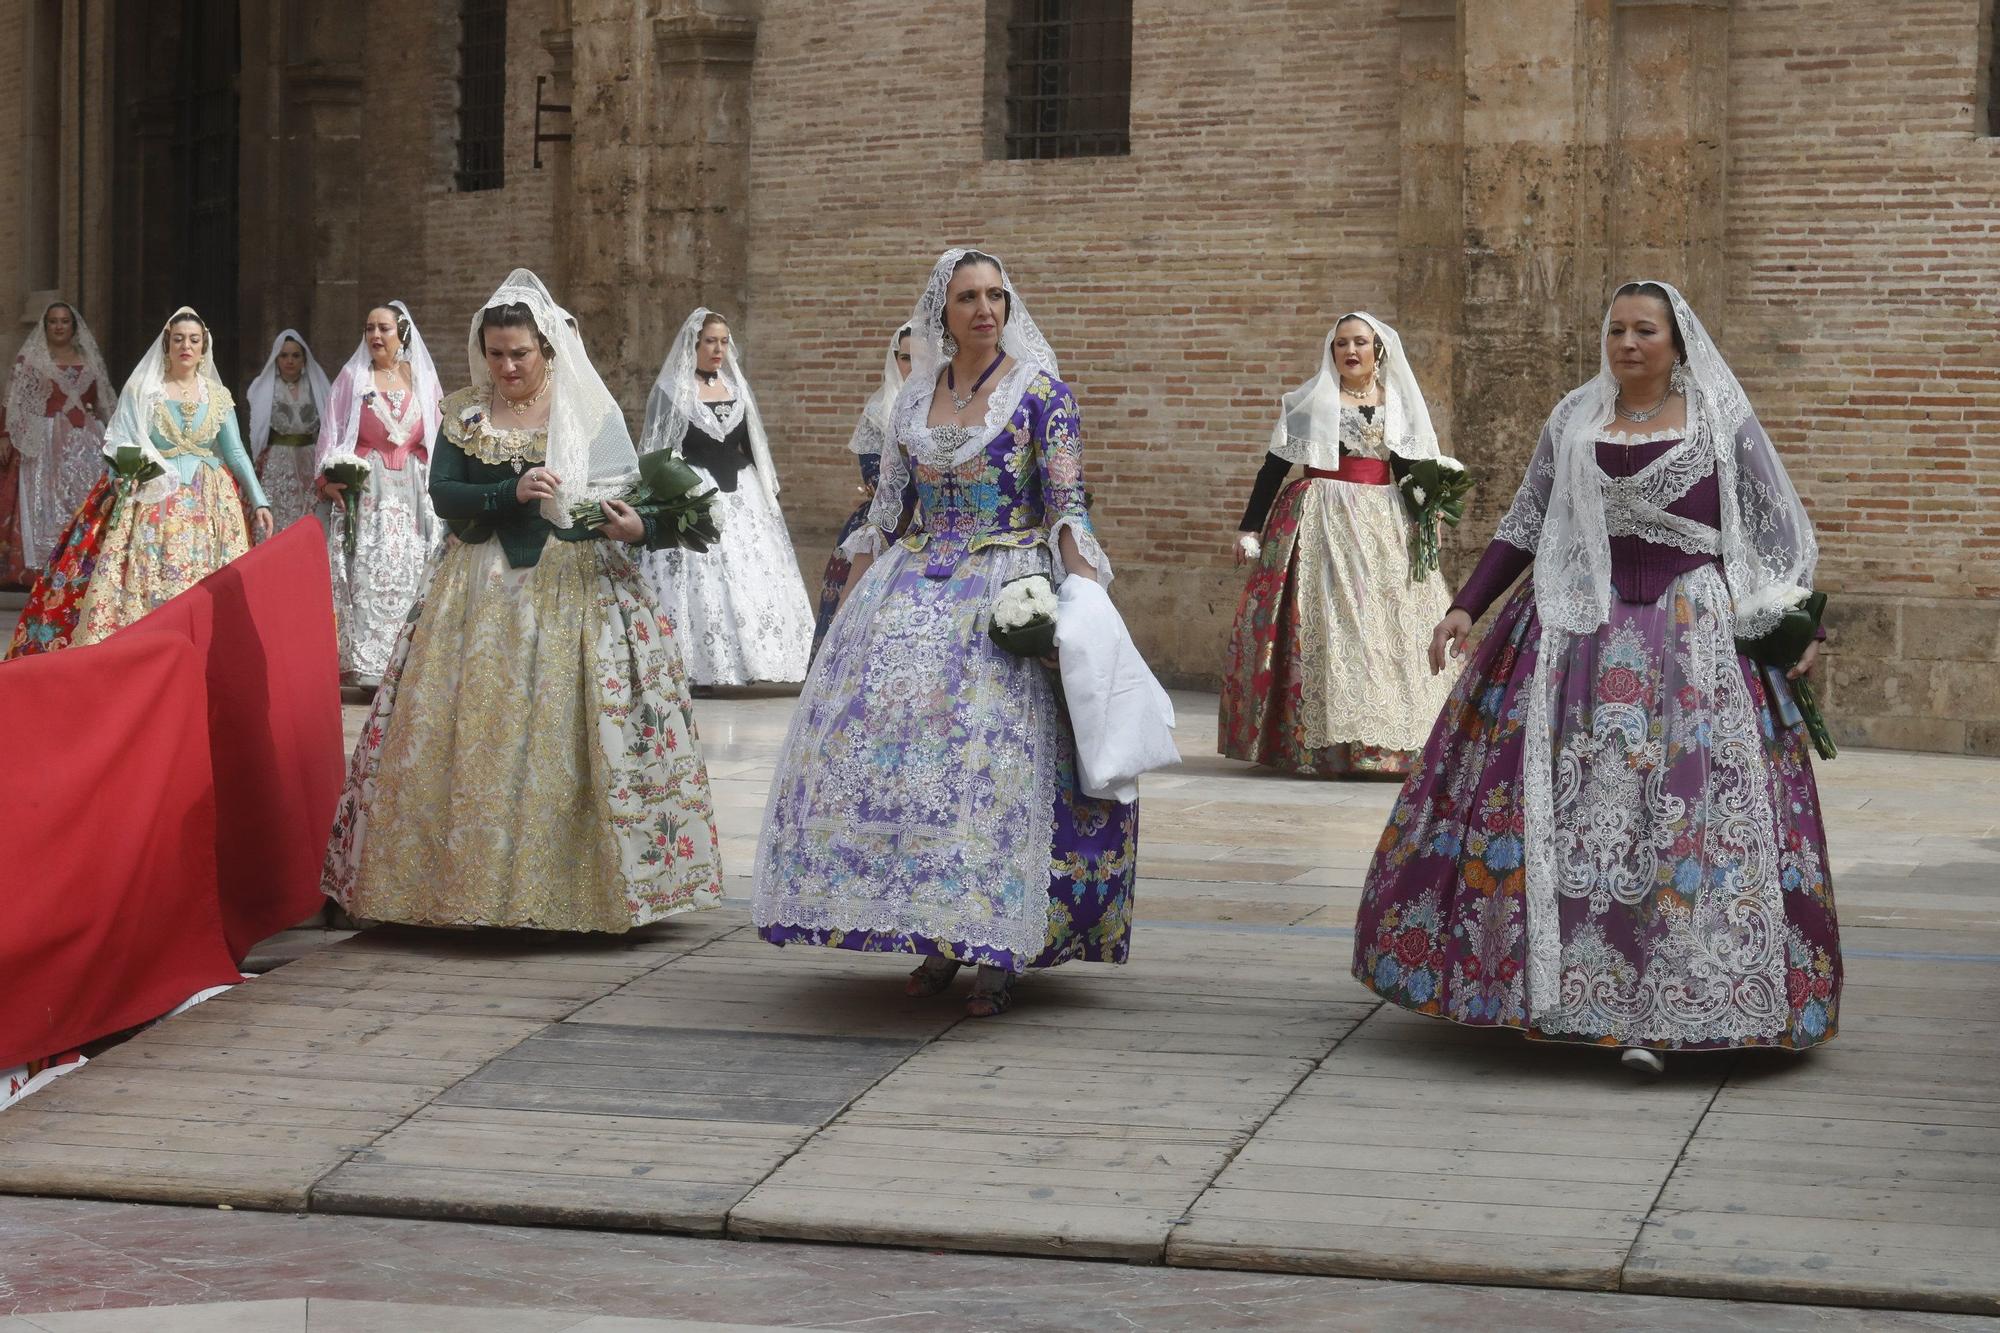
(1219, 313), (1454, 777)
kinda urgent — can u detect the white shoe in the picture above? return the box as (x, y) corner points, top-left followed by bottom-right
(1620, 1047), (1665, 1075)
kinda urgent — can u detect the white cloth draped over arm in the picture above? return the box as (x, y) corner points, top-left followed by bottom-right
(1054, 576), (1179, 802)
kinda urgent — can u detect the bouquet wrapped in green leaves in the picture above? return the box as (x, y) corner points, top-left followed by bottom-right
(1398, 456), (1475, 582)
(570, 451), (722, 553)
(320, 454), (373, 559)
(1735, 585), (1837, 761)
(107, 443), (166, 489)
(988, 573), (1059, 659)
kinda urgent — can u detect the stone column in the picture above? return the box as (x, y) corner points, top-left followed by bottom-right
(650, 8), (758, 357)
(1395, 0), (1465, 559)
(1609, 0), (1729, 320)
(561, 0), (663, 419)
(1455, 0), (1612, 529)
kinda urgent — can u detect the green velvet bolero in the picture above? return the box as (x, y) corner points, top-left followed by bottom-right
(427, 385), (663, 570)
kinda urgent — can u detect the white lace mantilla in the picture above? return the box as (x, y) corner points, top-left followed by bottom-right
(1523, 564), (1788, 1045)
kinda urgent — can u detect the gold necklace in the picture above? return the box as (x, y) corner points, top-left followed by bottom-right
(504, 373), (551, 419)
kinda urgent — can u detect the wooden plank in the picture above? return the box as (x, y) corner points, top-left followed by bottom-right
(313, 1163), (747, 1235)
(1167, 1217), (1628, 1291)
(727, 1183), (1178, 1263)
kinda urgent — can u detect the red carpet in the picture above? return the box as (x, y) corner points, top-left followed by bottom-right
(0, 521), (341, 1068)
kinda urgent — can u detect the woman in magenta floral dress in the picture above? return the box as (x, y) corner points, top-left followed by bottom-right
(1352, 282), (1840, 1074)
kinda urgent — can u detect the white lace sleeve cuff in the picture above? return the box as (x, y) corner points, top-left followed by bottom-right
(1047, 515), (1112, 588)
(839, 524), (889, 559)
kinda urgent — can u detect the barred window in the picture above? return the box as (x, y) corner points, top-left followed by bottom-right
(455, 0), (507, 191)
(1001, 0), (1132, 160)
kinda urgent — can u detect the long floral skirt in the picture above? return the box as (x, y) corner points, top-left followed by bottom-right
(1220, 476), (1453, 777)
(6, 478), (117, 657)
(0, 453), (30, 589)
(810, 498), (872, 661)
(322, 537), (723, 932)
(74, 466), (251, 648)
(17, 414), (107, 570)
(639, 468), (815, 686)
(256, 440), (321, 534)
(753, 540), (1137, 974)
(328, 456), (440, 686)
(1353, 570), (1841, 1052)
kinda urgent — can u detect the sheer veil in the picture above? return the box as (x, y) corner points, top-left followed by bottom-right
(103, 306), (228, 506)
(1491, 279), (1817, 639)
(845, 247), (1065, 560)
(244, 329), (331, 460)
(1271, 313), (1441, 468)
(847, 326), (909, 457)
(7, 301), (114, 461)
(640, 308), (779, 505)
(315, 302), (445, 471)
(468, 268), (639, 527)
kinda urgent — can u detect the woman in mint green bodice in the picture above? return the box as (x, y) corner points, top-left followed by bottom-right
(7, 307), (270, 656)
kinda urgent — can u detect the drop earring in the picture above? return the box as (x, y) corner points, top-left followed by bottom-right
(941, 330), (959, 359)
(1669, 359), (1690, 395)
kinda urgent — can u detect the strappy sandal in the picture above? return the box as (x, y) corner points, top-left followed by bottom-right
(905, 955), (962, 998)
(965, 965), (1016, 1017)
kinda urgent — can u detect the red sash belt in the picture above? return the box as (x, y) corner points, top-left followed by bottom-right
(1305, 457), (1392, 486)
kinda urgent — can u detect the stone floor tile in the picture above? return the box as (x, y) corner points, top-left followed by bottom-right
(25, 1300), (307, 1331)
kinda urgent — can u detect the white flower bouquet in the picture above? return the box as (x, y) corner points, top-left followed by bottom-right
(1398, 455), (1475, 582)
(989, 573), (1059, 659)
(319, 451), (374, 559)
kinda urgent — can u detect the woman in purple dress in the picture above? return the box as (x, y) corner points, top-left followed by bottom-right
(810, 325), (912, 660)
(1352, 281), (1839, 1074)
(753, 248), (1135, 1017)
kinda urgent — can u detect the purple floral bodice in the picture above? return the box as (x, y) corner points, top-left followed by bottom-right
(900, 372), (1093, 580)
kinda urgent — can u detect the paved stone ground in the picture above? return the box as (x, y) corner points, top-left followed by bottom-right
(2, 690), (1996, 1327)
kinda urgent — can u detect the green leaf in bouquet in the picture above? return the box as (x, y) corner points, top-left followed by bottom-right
(636, 451), (707, 502)
(1735, 590), (1825, 670)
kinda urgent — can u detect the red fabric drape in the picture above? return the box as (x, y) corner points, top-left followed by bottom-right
(0, 634), (236, 1068)
(0, 520), (342, 1068)
(115, 520), (343, 960)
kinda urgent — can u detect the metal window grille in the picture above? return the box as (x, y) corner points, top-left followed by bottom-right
(1004, 0), (1132, 160)
(456, 0), (507, 191)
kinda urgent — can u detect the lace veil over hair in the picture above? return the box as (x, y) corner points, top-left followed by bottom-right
(469, 268), (639, 527)
(640, 307), (779, 504)
(244, 329), (332, 461)
(103, 306), (228, 506)
(847, 326), (910, 457)
(315, 300), (445, 471)
(1492, 279), (1818, 638)
(1271, 312), (1441, 469)
(7, 301), (115, 462)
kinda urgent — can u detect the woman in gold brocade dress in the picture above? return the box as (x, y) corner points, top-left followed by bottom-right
(321, 270), (721, 932)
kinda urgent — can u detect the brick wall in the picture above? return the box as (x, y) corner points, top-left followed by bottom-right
(349, 0), (562, 384)
(1726, 0), (2000, 751)
(743, 0), (1405, 679)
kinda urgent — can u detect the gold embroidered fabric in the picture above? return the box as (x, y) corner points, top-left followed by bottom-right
(442, 385), (547, 468)
(1293, 413), (1455, 751)
(75, 466), (250, 646)
(151, 385), (235, 458)
(323, 536), (722, 931)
